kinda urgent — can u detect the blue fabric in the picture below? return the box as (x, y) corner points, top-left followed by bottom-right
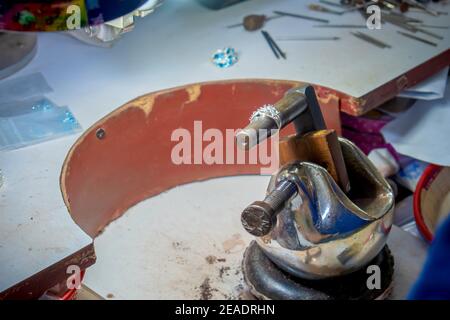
(408, 215), (450, 300)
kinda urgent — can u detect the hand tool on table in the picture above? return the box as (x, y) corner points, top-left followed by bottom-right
(397, 30), (438, 46)
(380, 0), (397, 9)
(319, 0), (374, 12)
(386, 11), (423, 23)
(276, 36), (341, 41)
(313, 24), (367, 28)
(408, 8), (446, 16)
(236, 84), (395, 300)
(408, 23), (450, 29)
(351, 31), (392, 48)
(227, 14), (284, 30)
(261, 30), (286, 59)
(273, 10), (330, 23)
(308, 4), (345, 15)
(383, 12), (444, 40)
(319, 0), (349, 8)
(403, 0), (440, 16)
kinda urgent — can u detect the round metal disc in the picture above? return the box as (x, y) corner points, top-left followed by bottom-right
(0, 32), (37, 80)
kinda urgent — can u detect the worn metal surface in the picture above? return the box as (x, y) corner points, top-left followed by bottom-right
(0, 33), (37, 80)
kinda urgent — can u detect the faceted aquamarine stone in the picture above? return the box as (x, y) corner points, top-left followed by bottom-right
(212, 47), (238, 68)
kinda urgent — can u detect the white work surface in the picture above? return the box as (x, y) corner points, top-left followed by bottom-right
(1, 0), (445, 295)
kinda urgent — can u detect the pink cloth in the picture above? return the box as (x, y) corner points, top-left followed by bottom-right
(341, 112), (399, 162)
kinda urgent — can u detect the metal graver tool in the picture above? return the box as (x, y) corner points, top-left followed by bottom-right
(414, 27), (444, 40)
(261, 31), (279, 59)
(403, 0), (439, 16)
(261, 30), (286, 59)
(409, 24), (450, 30)
(387, 11), (422, 23)
(319, 0), (348, 8)
(308, 4), (343, 15)
(379, 0), (396, 9)
(397, 31), (438, 46)
(276, 36), (340, 41)
(313, 24), (366, 28)
(273, 10), (329, 23)
(318, 0), (370, 12)
(351, 31), (392, 48)
(383, 13), (444, 40)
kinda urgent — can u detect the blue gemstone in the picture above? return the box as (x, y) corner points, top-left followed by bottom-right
(212, 47), (238, 68)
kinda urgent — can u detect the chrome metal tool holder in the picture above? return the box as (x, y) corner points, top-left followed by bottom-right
(237, 84), (395, 300)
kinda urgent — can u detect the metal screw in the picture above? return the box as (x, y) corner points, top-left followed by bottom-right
(96, 128), (106, 140)
(241, 180), (297, 237)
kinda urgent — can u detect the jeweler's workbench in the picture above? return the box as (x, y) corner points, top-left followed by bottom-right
(0, 0), (447, 299)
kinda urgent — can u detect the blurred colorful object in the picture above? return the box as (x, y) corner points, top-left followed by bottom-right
(396, 158), (429, 192)
(341, 112), (395, 156)
(414, 165), (450, 242)
(0, 0), (148, 31)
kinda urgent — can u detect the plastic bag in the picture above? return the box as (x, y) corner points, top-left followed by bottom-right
(0, 97), (81, 151)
